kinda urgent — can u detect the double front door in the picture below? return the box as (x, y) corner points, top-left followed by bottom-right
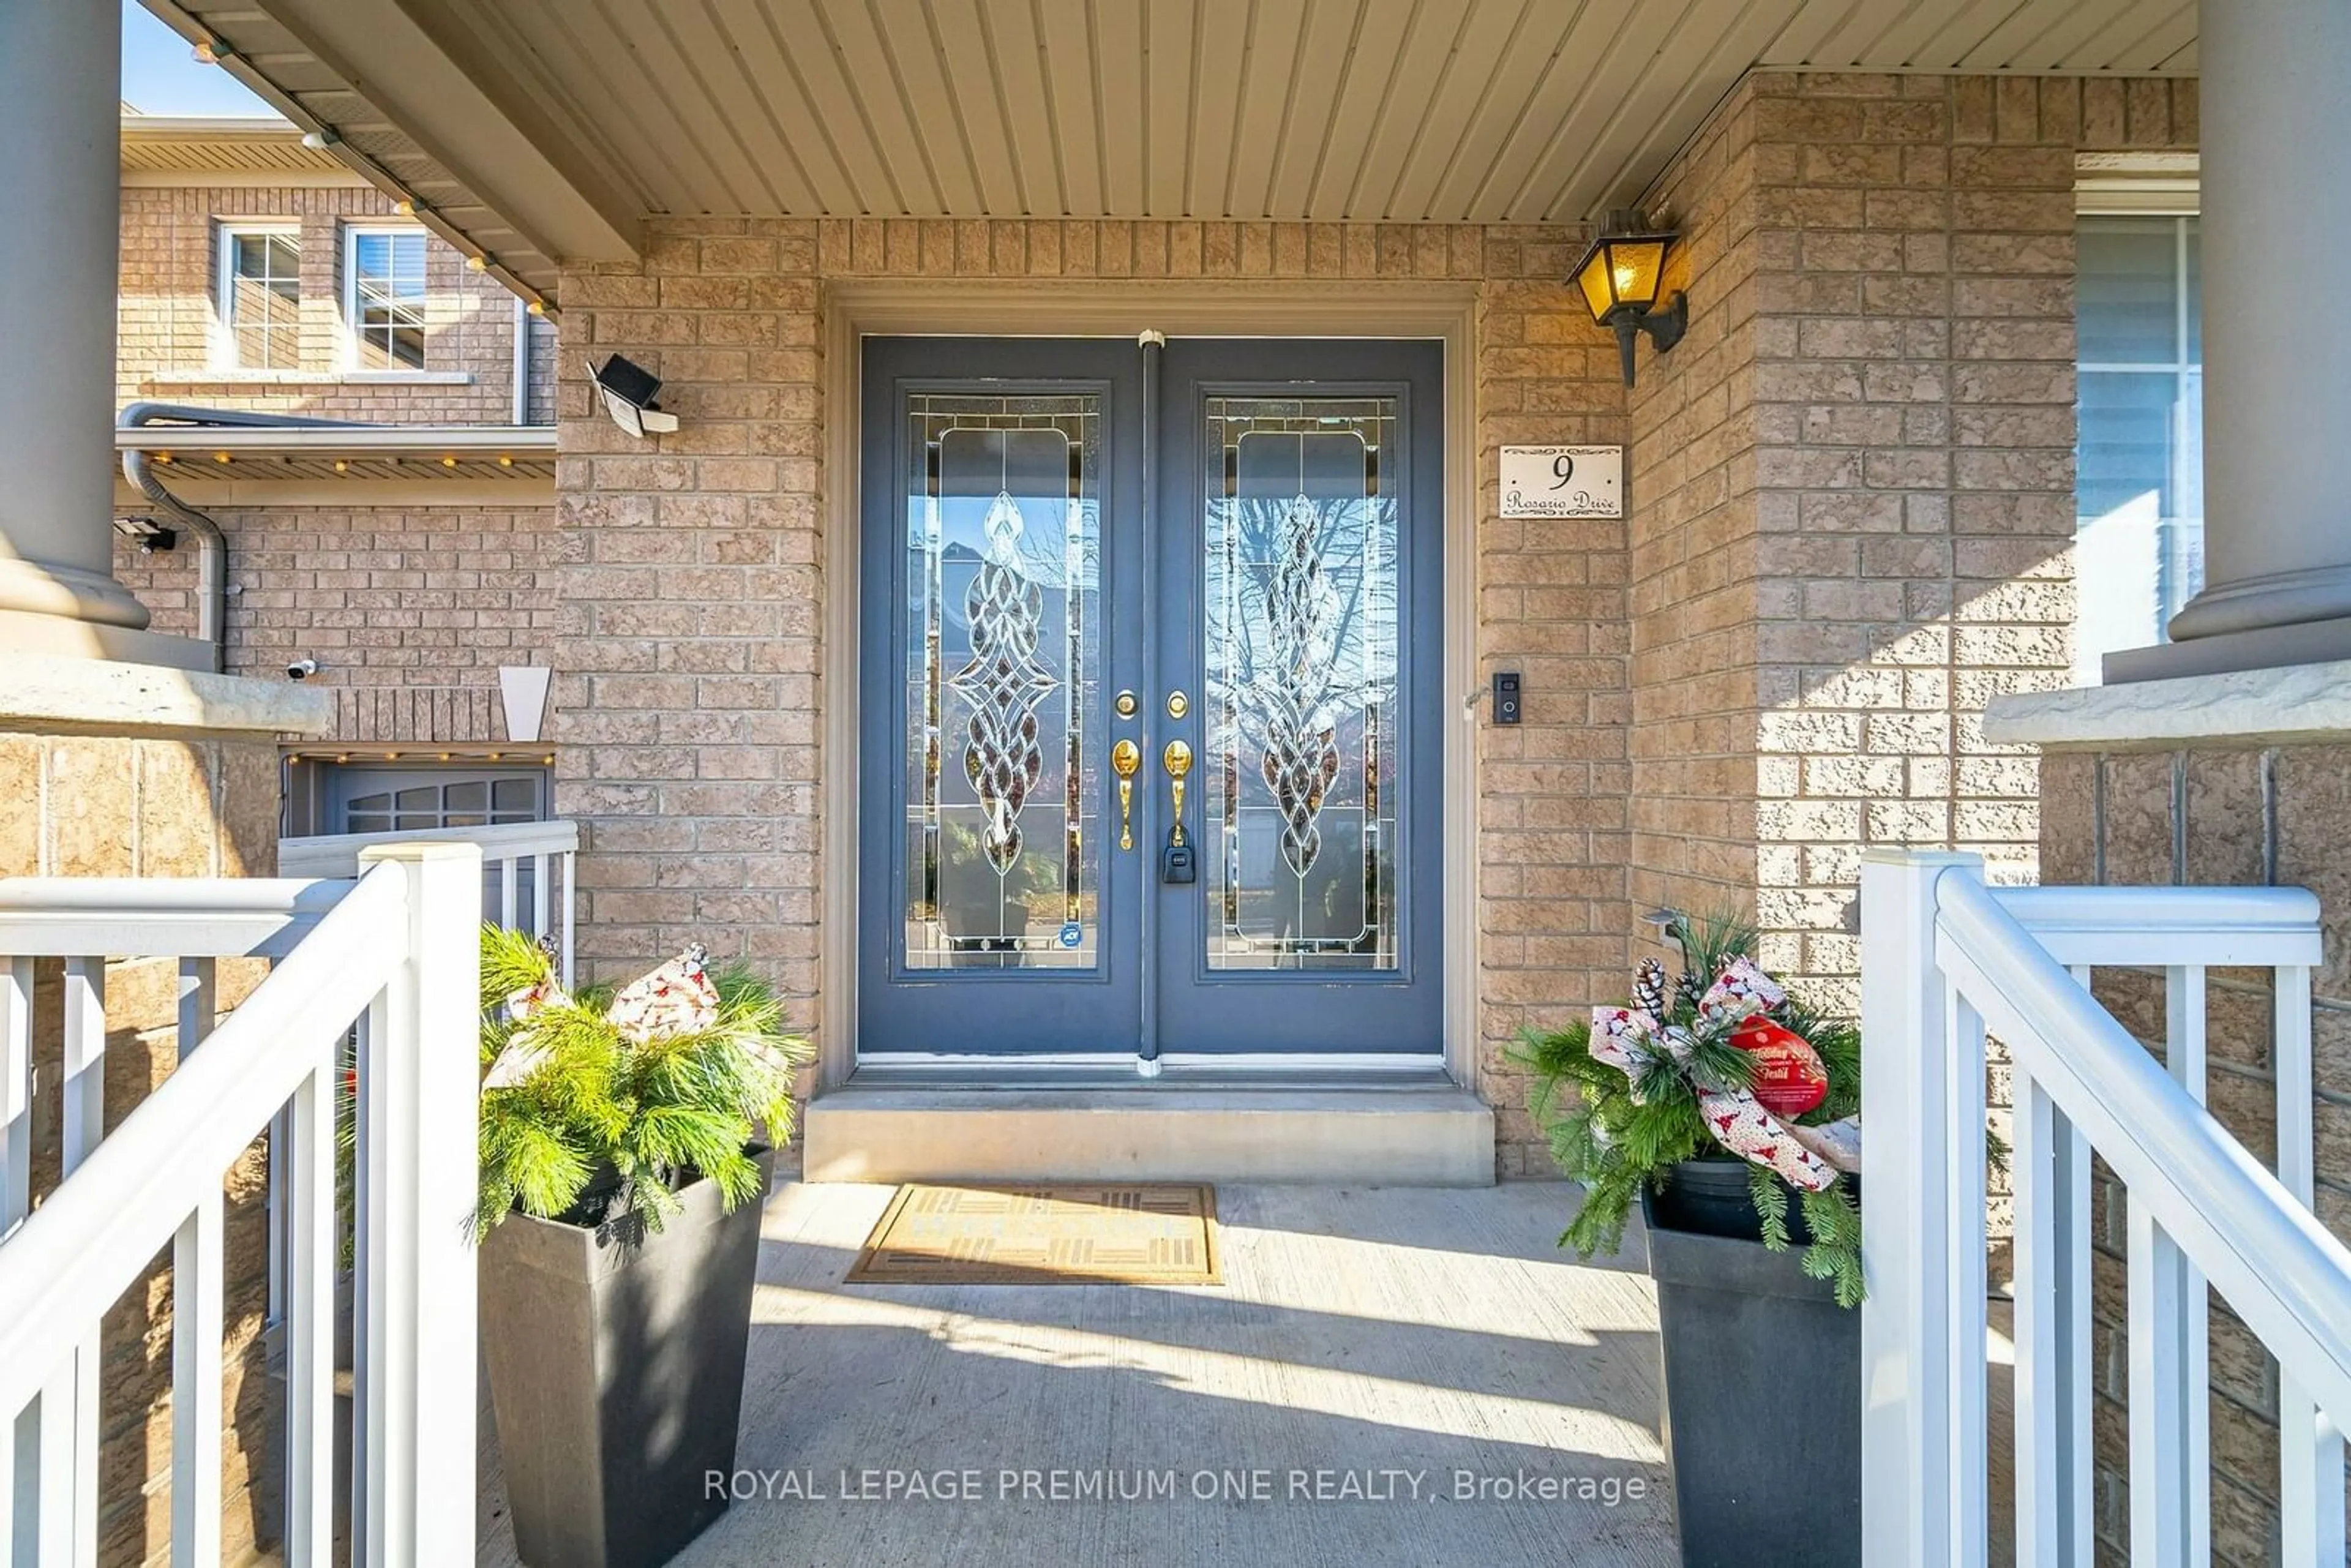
(857, 336), (1443, 1060)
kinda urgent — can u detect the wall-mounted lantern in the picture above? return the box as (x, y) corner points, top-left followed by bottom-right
(1570, 209), (1688, 387)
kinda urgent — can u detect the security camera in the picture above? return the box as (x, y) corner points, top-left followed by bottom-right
(285, 657), (319, 681)
(591, 353), (680, 438)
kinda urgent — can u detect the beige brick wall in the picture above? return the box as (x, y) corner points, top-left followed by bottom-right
(113, 503), (556, 745)
(554, 219), (1630, 1178)
(2042, 746), (2351, 1566)
(1475, 244), (1636, 1174)
(1627, 72), (2199, 1013)
(118, 182), (549, 424)
(1628, 75), (1764, 929)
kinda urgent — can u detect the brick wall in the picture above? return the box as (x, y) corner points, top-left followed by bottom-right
(1628, 72), (2199, 1011)
(1627, 75), (1764, 931)
(2042, 744), (2351, 1566)
(118, 182), (540, 424)
(113, 503), (556, 744)
(1474, 240), (1636, 1174)
(555, 219), (1630, 1178)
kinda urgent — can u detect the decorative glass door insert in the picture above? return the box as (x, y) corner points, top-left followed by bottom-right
(1203, 400), (1401, 970)
(903, 396), (1100, 969)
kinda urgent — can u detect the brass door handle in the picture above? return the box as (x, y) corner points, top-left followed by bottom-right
(1111, 739), (1141, 850)
(1162, 740), (1193, 847)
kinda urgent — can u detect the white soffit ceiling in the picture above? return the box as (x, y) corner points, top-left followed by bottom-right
(144, 0), (2197, 300)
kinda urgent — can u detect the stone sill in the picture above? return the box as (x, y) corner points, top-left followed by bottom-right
(1984, 658), (2351, 752)
(1, 650), (336, 739)
(143, 370), (478, 387)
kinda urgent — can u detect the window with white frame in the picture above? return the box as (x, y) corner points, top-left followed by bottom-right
(216, 223), (301, 370)
(2074, 210), (2202, 683)
(344, 226), (429, 370)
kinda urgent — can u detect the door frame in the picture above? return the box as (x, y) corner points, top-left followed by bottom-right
(820, 280), (1480, 1093)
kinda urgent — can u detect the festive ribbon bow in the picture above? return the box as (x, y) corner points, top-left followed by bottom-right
(606, 943), (719, 1044)
(1589, 957), (1837, 1193)
(484, 944), (722, 1090)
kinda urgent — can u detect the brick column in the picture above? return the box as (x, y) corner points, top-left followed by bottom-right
(1631, 70), (2194, 999)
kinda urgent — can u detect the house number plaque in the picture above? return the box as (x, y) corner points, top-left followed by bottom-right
(1501, 445), (1622, 519)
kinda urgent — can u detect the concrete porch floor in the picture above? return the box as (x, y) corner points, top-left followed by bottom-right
(476, 1177), (1682, 1567)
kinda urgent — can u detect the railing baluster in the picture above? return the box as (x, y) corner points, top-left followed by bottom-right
(36, 1355), (76, 1564)
(2014, 1071), (2071, 1568)
(2158, 966), (2211, 1560)
(176, 956), (216, 1057)
(530, 852), (549, 942)
(283, 1061), (336, 1568)
(170, 1191), (223, 1568)
(61, 956), (104, 1173)
(59, 957), (106, 1566)
(2053, 967), (2095, 1568)
(0, 1405), (16, 1566)
(1948, 992), (1990, 1567)
(2, 955), (30, 1232)
(348, 998), (380, 1561)
(2270, 962), (2347, 1564)
(2128, 1201), (2195, 1568)
(498, 855), (517, 932)
(559, 850), (575, 991)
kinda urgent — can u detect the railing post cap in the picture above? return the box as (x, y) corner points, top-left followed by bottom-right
(357, 841), (485, 867)
(1859, 848), (1984, 869)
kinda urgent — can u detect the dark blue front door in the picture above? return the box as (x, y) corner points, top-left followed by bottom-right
(858, 336), (1444, 1060)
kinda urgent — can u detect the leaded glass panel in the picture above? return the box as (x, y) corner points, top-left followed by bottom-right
(902, 394), (1101, 969)
(1202, 397), (1401, 971)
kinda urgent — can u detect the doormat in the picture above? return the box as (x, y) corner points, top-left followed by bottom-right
(846, 1184), (1221, 1285)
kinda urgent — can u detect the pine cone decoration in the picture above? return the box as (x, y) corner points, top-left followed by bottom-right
(1634, 956), (1669, 1019)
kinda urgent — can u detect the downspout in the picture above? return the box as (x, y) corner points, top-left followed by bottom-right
(511, 296), (532, 425)
(118, 402), (371, 675)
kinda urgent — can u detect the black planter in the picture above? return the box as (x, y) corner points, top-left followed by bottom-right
(1643, 1160), (1861, 1568)
(481, 1146), (774, 1568)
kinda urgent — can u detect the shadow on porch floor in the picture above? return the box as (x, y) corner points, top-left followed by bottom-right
(474, 1177), (1682, 1567)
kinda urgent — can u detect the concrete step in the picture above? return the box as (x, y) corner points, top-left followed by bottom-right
(801, 1082), (1497, 1187)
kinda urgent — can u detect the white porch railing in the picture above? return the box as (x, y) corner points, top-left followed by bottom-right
(280, 818), (577, 988)
(0, 844), (481, 1568)
(1862, 849), (2351, 1568)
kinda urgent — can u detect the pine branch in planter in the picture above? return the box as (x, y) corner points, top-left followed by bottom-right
(1748, 1164), (1791, 1251)
(1799, 1184), (1865, 1308)
(473, 928), (813, 1239)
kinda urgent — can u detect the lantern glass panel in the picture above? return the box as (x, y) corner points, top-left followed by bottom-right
(1608, 238), (1668, 311)
(1575, 247), (1618, 321)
